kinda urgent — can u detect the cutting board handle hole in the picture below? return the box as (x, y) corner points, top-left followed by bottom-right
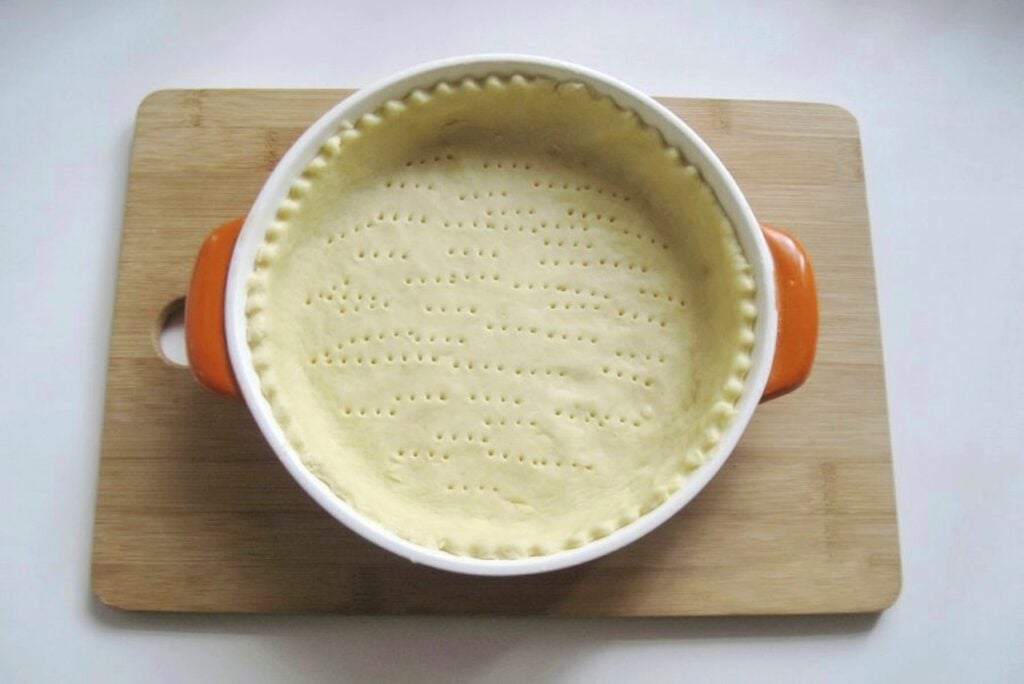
(155, 297), (188, 367)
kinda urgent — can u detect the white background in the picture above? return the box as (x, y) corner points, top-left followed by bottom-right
(2, 1), (1022, 681)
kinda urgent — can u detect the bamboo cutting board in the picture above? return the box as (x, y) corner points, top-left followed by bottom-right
(91, 89), (900, 615)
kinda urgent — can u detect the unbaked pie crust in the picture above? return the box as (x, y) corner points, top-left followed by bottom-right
(245, 75), (756, 559)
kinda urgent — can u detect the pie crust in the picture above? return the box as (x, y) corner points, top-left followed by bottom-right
(245, 75), (756, 558)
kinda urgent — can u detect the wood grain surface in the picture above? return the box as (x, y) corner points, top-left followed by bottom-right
(91, 89), (900, 615)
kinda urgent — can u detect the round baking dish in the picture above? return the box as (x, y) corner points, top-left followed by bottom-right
(184, 55), (817, 575)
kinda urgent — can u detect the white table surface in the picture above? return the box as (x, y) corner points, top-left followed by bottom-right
(2, 1), (1022, 681)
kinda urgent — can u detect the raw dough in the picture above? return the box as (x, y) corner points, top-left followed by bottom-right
(245, 75), (756, 558)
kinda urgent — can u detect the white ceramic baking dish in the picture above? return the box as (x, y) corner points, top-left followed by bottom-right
(185, 55), (817, 575)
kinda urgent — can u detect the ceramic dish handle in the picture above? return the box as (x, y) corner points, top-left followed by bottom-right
(185, 216), (245, 399)
(185, 218), (817, 403)
(760, 224), (818, 401)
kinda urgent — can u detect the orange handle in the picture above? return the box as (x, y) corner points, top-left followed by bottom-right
(760, 224), (818, 401)
(185, 216), (245, 399)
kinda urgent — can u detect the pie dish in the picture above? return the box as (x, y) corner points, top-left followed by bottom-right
(185, 55), (817, 574)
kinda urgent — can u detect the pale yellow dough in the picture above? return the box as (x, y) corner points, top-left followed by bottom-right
(246, 75), (756, 559)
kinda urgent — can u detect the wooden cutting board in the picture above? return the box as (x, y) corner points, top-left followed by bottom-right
(91, 89), (900, 615)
